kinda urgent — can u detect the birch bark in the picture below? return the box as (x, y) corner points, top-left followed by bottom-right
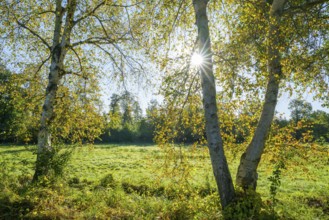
(33, 0), (77, 181)
(193, 0), (235, 208)
(236, 0), (286, 190)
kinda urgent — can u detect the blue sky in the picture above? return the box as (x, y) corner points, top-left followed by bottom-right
(276, 91), (328, 118)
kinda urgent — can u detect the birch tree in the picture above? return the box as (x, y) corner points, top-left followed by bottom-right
(233, 0), (329, 190)
(1, 0), (146, 181)
(153, 0), (328, 210)
(235, 0), (287, 190)
(192, 0), (235, 208)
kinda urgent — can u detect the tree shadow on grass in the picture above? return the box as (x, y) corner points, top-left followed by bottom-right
(0, 195), (34, 219)
(0, 148), (30, 155)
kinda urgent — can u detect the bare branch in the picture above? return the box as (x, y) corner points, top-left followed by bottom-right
(94, 44), (125, 78)
(35, 54), (51, 76)
(65, 71), (88, 80)
(71, 33), (131, 47)
(171, 0), (185, 35)
(73, 1), (105, 26)
(180, 71), (199, 115)
(109, 44), (143, 74)
(15, 19), (51, 50)
(108, 1), (144, 8)
(37, 10), (56, 15)
(125, 7), (135, 40)
(71, 37), (115, 47)
(93, 15), (110, 38)
(69, 47), (83, 73)
(19, 9), (56, 22)
(124, 55), (146, 73)
(73, 0), (144, 27)
(166, 0), (190, 60)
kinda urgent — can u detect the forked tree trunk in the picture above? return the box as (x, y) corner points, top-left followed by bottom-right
(236, 0), (286, 190)
(33, 0), (77, 181)
(193, 0), (235, 208)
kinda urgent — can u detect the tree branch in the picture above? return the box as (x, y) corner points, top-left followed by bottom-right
(71, 37), (116, 47)
(285, 0), (329, 14)
(108, 1), (144, 8)
(125, 7), (135, 40)
(15, 19), (51, 50)
(71, 32), (131, 47)
(69, 47), (83, 73)
(73, 1), (105, 26)
(38, 10), (56, 15)
(93, 15), (110, 38)
(35, 54), (52, 76)
(65, 71), (88, 80)
(94, 44), (126, 79)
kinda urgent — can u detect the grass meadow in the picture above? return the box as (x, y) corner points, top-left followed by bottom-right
(0, 144), (328, 219)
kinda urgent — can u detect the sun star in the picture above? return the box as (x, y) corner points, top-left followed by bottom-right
(191, 53), (203, 66)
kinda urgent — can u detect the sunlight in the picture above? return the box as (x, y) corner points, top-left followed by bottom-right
(191, 53), (203, 66)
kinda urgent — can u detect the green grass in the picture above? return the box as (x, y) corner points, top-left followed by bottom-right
(0, 144), (328, 219)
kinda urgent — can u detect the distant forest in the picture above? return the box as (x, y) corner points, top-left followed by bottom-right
(1, 66), (328, 145)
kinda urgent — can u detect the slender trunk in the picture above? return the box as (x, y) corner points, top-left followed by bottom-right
(33, 0), (77, 181)
(236, 0), (286, 190)
(193, 0), (235, 208)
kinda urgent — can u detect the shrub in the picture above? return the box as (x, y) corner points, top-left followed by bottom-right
(223, 189), (263, 220)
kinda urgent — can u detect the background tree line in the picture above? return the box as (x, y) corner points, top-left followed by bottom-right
(1, 63), (328, 145)
(99, 92), (159, 143)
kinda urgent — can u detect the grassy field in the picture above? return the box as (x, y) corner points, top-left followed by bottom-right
(0, 144), (328, 219)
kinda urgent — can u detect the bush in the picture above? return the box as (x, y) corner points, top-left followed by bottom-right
(223, 189), (263, 220)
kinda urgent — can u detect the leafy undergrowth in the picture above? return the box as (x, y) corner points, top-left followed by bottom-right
(0, 144), (328, 219)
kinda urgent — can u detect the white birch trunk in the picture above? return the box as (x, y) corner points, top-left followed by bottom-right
(33, 0), (77, 181)
(236, 0), (286, 190)
(193, 0), (235, 208)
